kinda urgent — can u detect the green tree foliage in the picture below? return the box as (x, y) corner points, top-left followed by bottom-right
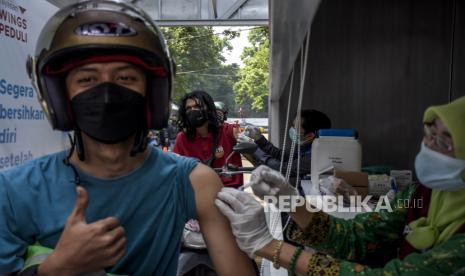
(234, 27), (269, 116)
(162, 26), (239, 113)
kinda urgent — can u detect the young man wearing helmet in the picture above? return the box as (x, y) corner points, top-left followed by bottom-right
(0, 1), (255, 275)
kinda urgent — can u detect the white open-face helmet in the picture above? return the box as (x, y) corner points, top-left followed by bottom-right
(26, 0), (175, 131)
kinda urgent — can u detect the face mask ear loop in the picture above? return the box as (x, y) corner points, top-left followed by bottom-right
(130, 128), (148, 157)
(63, 133), (81, 186)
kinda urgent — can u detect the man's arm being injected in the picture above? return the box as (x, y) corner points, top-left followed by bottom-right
(189, 164), (256, 276)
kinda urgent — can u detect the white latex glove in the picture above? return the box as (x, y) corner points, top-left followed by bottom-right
(237, 133), (255, 144)
(319, 176), (357, 196)
(249, 165), (298, 200)
(215, 188), (274, 258)
(244, 126), (262, 141)
(319, 176), (358, 204)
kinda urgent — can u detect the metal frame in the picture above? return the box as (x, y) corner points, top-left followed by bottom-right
(46, 0), (268, 26)
(155, 19), (267, 26)
(220, 0), (248, 19)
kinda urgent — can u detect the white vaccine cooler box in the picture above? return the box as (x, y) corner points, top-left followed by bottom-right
(311, 129), (362, 186)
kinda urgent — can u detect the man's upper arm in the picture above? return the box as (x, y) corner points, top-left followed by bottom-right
(255, 136), (284, 159)
(189, 164), (255, 276)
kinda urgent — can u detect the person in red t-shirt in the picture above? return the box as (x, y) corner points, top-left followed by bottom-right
(174, 90), (243, 188)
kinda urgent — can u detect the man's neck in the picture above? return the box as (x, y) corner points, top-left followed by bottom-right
(196, 123), (209, 137)
(70, 133), (149, 179)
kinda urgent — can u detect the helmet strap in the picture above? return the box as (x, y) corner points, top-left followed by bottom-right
(62, 133), (82, 186)
(74, 127), (86, 161)
(130, 127), (148, 157)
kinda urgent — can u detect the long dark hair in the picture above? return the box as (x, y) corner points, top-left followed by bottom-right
(178, 90), (220, 139)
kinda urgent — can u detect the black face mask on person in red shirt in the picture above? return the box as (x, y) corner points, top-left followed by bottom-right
(186, 109), (207, 128)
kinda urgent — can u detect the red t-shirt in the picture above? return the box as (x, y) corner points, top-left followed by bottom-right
(173, 123), (243, 188)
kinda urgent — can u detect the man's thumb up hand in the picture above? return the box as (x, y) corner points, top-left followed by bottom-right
(45, 186), (127, 275)
(69, 186), (89, 224)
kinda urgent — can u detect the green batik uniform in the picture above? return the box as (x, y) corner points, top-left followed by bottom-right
(286, 185), (465, 275)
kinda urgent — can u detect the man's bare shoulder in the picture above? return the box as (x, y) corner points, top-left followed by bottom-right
(189, 163), (222, 196)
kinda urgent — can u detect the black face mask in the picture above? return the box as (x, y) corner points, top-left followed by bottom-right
(71, 82), (146, 144)
(186, 109), (207, 128)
